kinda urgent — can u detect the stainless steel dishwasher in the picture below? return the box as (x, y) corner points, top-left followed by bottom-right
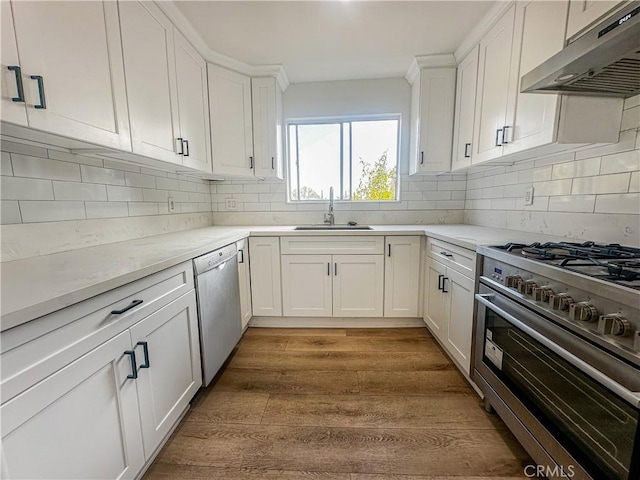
(193, 243), (242, 387)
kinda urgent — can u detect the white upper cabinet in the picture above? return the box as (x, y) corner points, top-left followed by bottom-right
(566, 0), (625, 40)
(1, 1), (27, 126)
(252, 77), (284, 179)
(451, 46), (479, 171)
(119, 1), (180, 165)
(209, 65), (254, 177)
(7, 1), (131, 150)
(174, 30), (212, 173)
(384, 236), (421, 318)
(472, 4), (516, 165)
(409, 67), (456, 174)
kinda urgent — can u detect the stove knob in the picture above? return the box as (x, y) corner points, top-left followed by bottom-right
(634, 331), (640, 352)
(598, 314), (632, 336)
(569, 302), (599, 322)
(524, 280), (538, 296)
(505, 275), (522, 288)
(549, 293), (573, 311)
(533, 286), (553, 302)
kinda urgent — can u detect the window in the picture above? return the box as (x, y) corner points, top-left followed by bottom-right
(287, 117), (399, 202)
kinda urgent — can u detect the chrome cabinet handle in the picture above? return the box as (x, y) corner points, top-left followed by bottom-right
(177, 137), (184, 155)
(124, 350), (137, 379)
(183, 139), (189, 157)
(502, 125), (510, 144)
(464, 143), (471, 158)
(475, 294), (640, 407)
(30, 75), (46, 109)
(438, 274), (444, 291)
(137, 341), (150, 369)
(495, 128), (502, 147)
(7, 66), (24, 102)
(111, 299), (143, 315)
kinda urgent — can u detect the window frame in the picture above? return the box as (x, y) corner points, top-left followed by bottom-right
(285, 114), (402, 203)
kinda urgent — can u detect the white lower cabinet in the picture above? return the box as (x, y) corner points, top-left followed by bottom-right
(333, 255), (384, 317)
(384, 236), (421, 317)
(282, 254), (333, 317)
(237, 239), (252, 329)
(423, 241), (476, 375)
(249, 237), (282, 316)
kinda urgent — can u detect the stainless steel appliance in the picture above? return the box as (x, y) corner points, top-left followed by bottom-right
(521, 1), (640, 98)
(193, 243), (242, 387)
(474, 241), (640, 480)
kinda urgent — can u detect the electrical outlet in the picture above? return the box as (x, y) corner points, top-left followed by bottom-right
(168, 196), (176, 213)
(524, 187), (534, 206)
(225, 198), (237, 210)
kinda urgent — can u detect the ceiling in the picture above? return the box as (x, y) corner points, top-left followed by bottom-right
(175, 1), (495, 83)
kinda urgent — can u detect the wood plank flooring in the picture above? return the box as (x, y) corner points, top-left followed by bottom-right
(144, 327), (532, 479)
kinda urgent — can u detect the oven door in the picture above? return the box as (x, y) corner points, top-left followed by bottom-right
(474, 284), (640, 480)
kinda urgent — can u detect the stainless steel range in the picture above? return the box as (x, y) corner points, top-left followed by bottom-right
(474, 241), (640, 480)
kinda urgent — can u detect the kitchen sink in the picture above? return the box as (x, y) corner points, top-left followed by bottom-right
(295, 225), (373, 230)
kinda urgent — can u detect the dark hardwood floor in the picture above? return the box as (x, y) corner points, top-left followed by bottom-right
(144, 327), (532, 479)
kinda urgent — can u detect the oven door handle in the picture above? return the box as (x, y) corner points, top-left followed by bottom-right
(475, 294), (640, 408)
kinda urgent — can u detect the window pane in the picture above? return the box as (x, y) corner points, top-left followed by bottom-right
(288, 125), (299, 201)
(295, 124), (341, 200)
(351, 120), (398, 201)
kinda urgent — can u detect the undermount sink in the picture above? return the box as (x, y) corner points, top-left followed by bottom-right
(295, 225), (373, 231)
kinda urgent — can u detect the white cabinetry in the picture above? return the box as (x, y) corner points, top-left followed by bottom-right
(333, 255), (384, 317)
(1, 1), (27, 126)
(0, 262), (200, 480)
(209, 65), (254, 177)
(237, 238), (253, 329)
(249, 237), (282, 316)
(281, 255), (333, 317)
(451, 46), (479, 171)
(423, 239), (476, 374)
(252, 77), (284, 179)
(409, 65), (456, 174)
(120, 2), (211, 172)
(384, 236), (421, 317)
(566, 0), (625, 39)
(2, 0), (131, 150)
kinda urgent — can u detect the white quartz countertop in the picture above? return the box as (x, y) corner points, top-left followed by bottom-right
(0, 224), (571, 331)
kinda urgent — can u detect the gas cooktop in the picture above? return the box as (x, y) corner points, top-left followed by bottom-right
(490, 241), (640, 290)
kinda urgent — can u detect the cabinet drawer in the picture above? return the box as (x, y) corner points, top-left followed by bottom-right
(281, 236), (384, 255)
(427, 238), (476, 278)
(1, 261), (194, 404)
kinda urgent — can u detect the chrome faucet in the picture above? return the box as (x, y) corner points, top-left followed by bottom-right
(324, 186), (335, 225)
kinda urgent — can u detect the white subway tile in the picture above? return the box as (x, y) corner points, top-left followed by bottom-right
(179, 180), (199, 192)
(481, 186), (504, 199)
(571, 173), (630, 195)
(548, 195), (596, 213)
(437, 180), (466, 191)
(85, 201), (129, 219)
(490, 198), (517, 210)
(422, 190), (451, 200)
(624, 94), (640, 109)
(48, 150), (103, 167)
(178, 203), (199, 213)
(517, 169), (534, 184)
(532, 166), (553, 182)
(142, 188), (169, 202)
(503, 184), (526, 198)
(103, 159), (141, 173)
(1, 201), (21, 224)
(128, 202), (159, 216)
(1, 140), (47, 158)
(352, 202), (380, 211)
(401, 191), (423, 201)
(270, 202), (298, 211)
(270, 183), (286, 193)
(551, 157), (601, 179)
(233, 193), (259, 203)
(53, 181), (107, 201)
(11, 154), (81, 181)
(19, 201), (85, 223)
(466, 189), (482, 200)
(474, 199), (492, 210)
(451, 190), (466, 200)
(533, 179), (572, 196)
(1, 177), (54, 200)
(140, 167), (168, 177)
(493, 171), (520, 185)
(197, 182), (211, 194)
(594, 193), (640, 214)
(243, 202), (271, 212)
(575, 129), (636, 160)
(216, 184), (243, 194)
(171, 191), (191, 202)
(198, 202), (211, 212)
(106, 185), (143, 202)
(599, 150), (640, 175)
(630, 172), (640, 192)
(80, 165), (125, 185)
(620, 105), (640, 131)
(1, 152), (13, 176)
(380, 201), (408, 210)
(155, 177), (181, 190)
(189, 192), (207, 203)
(407, 200), (436, 210)
(516, 195), (549, 211)
(125, 172), (156, 189)
(243, 183), (271, 194)
(436, 200), (465, 209)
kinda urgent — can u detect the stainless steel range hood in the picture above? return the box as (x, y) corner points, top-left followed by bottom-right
(521, 2), (640, 98)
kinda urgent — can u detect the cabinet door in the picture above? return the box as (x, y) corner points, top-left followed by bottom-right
(129, 292), (202, 458)
(451, 46), (479, 171)
(119, 1), (181, 164)
(472, 4), (516, 164)
(209, 65), (254, 176)
(252, 77), (283, 179)
(249, 237), (282, 316)
(444, 269), (475, 375)
(237, 239), (252, 329)
(1, 1), (27, 126)
(281, 255), (333, 317)
(1, 330), (144, 480)
(503, 1), (568, 156)
(408, 76), (421, 175)
(333, 255), (384, 317)
(11, 1), (130, 150)
(423, 257), (448, 342)
(566, 0), (624, 39)
(174, 30), (212, 173)
(415, 68), (456, 173)
(384, 236), (421, 317)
